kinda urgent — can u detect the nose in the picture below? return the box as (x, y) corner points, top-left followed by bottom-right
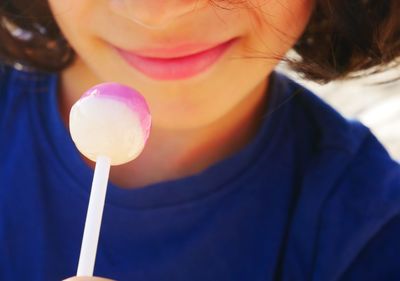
(110, 0), (208, 29)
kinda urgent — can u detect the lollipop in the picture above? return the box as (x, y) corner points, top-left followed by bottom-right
(69, 83), (151, 277)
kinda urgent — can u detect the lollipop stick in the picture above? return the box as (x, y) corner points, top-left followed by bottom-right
(77, 155), (111, 276)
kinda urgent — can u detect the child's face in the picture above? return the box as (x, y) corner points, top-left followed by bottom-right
(49, 0), (313, 130)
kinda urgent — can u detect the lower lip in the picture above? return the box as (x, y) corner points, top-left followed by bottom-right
(114, 38), (237, 80)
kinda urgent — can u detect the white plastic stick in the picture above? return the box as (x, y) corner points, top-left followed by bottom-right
(77, 155), (111, 276)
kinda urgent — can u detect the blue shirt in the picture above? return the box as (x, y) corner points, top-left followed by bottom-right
(1, 64), (400, 281)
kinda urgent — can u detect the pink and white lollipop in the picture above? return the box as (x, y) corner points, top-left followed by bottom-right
(70, 82), (151, 165)
(69, 83), (151, 277)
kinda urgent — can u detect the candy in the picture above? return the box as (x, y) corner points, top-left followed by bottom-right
(69, 82), (151, 165)
(69, 83), (151, 277)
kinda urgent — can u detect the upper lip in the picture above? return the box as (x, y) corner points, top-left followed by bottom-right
(114, 38), (237, 59)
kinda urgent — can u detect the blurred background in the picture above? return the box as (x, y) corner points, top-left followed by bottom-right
(280, 65), (400, 159)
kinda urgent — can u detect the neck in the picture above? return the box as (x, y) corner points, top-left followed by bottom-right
(59, 59), (269, 188)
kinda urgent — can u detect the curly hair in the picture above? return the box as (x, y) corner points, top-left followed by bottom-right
(0, 0), (399, 83)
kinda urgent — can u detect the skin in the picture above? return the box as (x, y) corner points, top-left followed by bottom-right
(49, 0), (314, 279)
(48, 0), (314, 185)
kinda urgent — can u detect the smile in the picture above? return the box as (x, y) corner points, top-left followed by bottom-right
(113, 38), (238, 80)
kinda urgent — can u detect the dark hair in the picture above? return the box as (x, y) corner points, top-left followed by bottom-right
(0, 0), (399, 83)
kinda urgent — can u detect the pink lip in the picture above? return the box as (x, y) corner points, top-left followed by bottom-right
(114, 38), (238, 80)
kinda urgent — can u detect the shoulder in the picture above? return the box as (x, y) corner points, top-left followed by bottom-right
(340, 214), (400, 281)
(0, 64), (13, 128)
(0, 63), (53, 129)
(274, 72), (397, 171)
(274, 73), (400, 280)
(0, 63), (12, 102)
(312, 130), (400, 280)
(0, 62), (52, 95)
(0, 63), (12, 84)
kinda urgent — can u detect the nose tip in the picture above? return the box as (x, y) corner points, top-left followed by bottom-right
(110, 0), (208, 29)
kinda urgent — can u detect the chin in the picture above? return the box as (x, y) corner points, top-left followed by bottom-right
(151, 111), (223, 130)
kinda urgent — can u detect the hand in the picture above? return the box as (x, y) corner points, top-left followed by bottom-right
(63, 277), (115, 281)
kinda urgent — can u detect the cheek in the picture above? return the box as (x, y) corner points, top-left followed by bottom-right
(48, 0), (94, 32)
(48, 1), (77, 35)
(246, 0), (314, 48)
(275, 0), (314, 36)
(48, 0), (101, 55)
(48, 1), (81, 17)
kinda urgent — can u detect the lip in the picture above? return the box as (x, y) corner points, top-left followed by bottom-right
(113, 38), (238, 80)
